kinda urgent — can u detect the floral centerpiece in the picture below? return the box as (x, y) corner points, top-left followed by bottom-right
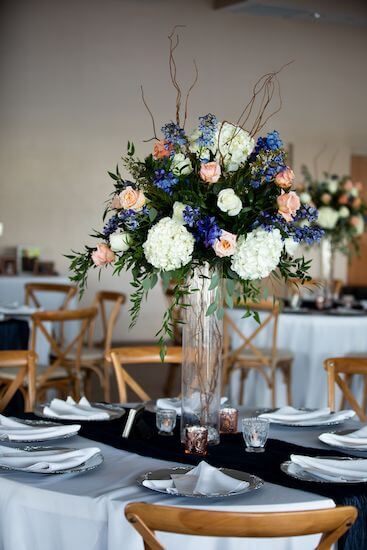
(69, 29), (322, 443)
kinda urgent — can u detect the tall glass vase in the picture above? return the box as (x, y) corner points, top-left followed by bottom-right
(320, 236), (336, 302)
(180, 263), (223, 445)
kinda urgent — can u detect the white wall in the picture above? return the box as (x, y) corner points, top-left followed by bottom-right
(1, 0), (367, 340)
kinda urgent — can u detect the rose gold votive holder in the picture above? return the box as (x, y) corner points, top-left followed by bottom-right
(184, 426), (208, 456)
(220, 407), (238, 434)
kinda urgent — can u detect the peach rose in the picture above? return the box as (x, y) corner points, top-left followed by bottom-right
(91, 243), (115, 267)
(355, 182), (363, 192)
(111, 195), (121, 209)
(344, 179), (353, 191)
(199, 161), (221, 184)
(119, 186), (146, 211)
(275, 167), (294, 189)
(277, 190), (301, 222)
(213, 230), (237, 257)
(321, 193), (332, 204)
(153, 139), (173, 159)
(350, 216), (360, 228)
(338, 194), (349, 205)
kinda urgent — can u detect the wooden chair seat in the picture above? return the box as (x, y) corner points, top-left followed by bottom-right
(0, 366), (72, 382)
(235, 347), (294, 364)
(64, 347), (104, 362)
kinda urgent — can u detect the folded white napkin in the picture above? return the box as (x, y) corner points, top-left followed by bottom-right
(156, 396), (228, 416)
(319, 426), (367, 449)
(290, 454), (367, 482)
(143, 461), (249, 496)
(0, 446), (101, 473)
(260, 406), (355, 425)
(43, 397), (110, 420)
(0, 415), (80, 442)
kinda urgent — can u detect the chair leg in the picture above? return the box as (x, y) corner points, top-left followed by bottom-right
(103, 360), (111, 402)
(239, 368), (249, 406)
(279, 361), (293, 406)
(163, 364), (178, 397)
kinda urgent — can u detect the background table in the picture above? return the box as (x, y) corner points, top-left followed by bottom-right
(227, 309), (367, 408)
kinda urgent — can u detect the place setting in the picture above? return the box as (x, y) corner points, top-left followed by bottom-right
(35, 396), (125, 421)
(258, 406), (356, 427)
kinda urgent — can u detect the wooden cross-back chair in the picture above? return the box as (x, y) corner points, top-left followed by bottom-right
(324, 357), (367, 421)
(287, 278), (343, 299)
(31, 307), (97, 401)
(108, 346), (182, 403)
(125, 502), (357, 550)
(223, 300), (293, 407)
(0, 351), (37, 412)
(64, 290), (126, 401)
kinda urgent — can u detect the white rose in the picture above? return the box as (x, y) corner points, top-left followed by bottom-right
(317, 207), (339, 229)
(171, 153), (193, 176)
(217, 188), (242, 216)
(300, 192), (311, 204)
(109, 231), (131, 253)
(172, 201), (187, 224)
(326, 179), (338, 194)
(338, 206), (350, 219)
(350, 188), (358, 198)
(284, 238), (299, 257)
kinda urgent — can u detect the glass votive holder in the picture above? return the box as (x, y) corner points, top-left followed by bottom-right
(220, 407), (238, 433)
(156, 409), (177, 436)
(184, 426), (208, 456)
(241, 417), (269, 453)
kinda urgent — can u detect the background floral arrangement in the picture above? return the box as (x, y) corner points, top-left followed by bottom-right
(300, 166), (366, 255)
(69, 28), (323, 351)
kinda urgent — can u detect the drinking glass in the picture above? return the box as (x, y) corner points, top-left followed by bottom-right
(242, 417), (269, 453)
(156, 409), (177, 436)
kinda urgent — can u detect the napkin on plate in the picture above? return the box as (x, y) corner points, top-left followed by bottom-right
(143, 461), (249, 496)
(319, 425), (367, 449)
(0, 415), (80, 441)
(156, 396), (228, 416)
(260, 406), (355, 425)
(0, 446), (101, 473)
(43, 397), (110, 420)
(290, 454), (367, 482)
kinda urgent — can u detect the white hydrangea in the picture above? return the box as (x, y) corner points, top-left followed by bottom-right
(326, 179), (338, 194)
(231, 228), (283, 280)
(338, 206), (350, 219)
(300, 192), (312, 204)
(284, 237), (299, 257)
(215, 122), (255, 172)
(317, 207), (339, 229)
(143, 217), (194, 271)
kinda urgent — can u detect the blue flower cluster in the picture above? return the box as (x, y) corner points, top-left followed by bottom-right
(293, 225), (324, 245)
(254, 130), (283, 154)
(249, 130), (286, 188)
(294, 205), (318, 223)
(161, 122), (187, 147)
(183, 206), (200, 227)
(154, 168), (178, 195)
(253, 210), (323, 245)
(118, 209), (140, 230)
(197, 114), (218, 148)
(102, 215), (119, 237)
(194, 216), (221, 248)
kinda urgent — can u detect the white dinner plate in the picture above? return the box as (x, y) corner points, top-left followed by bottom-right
(263, 410), (355, 427)
(281, 456), (367, 484)
(137, 466), (264, 498)
(0, 418), (80, 443)
(35, 402), (125, 421)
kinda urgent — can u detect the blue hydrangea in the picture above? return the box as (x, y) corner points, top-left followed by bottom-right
(153, 168), (178, 195)
(194, 216), (222, 248)
(183, 206), (200, 228)
(197, 114), (218, 148)
(118, 209), (139, 230)
(103, 215), (119, 236)
(161, 122), (187, 147)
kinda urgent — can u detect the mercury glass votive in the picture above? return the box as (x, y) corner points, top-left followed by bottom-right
(242, 417), (269, 453)
(184, 426), (208, 456)
(220, 407), (238, 433)
(156, 409), (177, 436)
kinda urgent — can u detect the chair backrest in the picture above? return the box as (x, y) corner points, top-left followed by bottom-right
(287, 278), (343, 299)
(223, 300), (280, 370)
(30, 307), (97, 390)
(87, 291), (126, 353)
(125, 502), (357, 550)
(25, 283), (77, 310)
(324, 357), (367, 421)
(108, 346), (182, 402)
(0, 350), (37, 412)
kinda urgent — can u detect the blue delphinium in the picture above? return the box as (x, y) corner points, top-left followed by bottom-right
(249, 130), (286, 187)
(103, 215), (119, 237)
(197, 114), (218, 148)
(183, 206), (200, 228)
(195, 216), (221, 248)
(265, 130), (283, 150)
(118, 209), (139, 230)
(153, 168), (178, 195)
(253, 209), (323, 245)
(161, 122), (187, 147)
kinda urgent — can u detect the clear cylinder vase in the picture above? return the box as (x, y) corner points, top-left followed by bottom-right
(180, 263), (223, 445)
(320, 237), (336, 301)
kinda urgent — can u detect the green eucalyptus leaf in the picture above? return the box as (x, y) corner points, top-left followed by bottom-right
(206, 302), (217, 316)
(216, 306), (225, 320)
(208, 273), (219, 291)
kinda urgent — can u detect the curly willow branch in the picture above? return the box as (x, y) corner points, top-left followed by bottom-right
(183, 59), (199, 129)
(141, 85), (158, 142)
(168, 25), (186, 125)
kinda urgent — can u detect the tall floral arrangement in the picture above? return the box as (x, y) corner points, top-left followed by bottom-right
(300, 167), (366, 255)
(69, 29), (323, 354)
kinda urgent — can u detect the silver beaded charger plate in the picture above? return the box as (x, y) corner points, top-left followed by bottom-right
(137, 466), (264, 498)
(35, 403), (125, 421)
(0, 446), (104, 475)
(0, 418), (80, 443)
(261, 409), (355, 427)
(281, 456), (367, 484)
(319, 429), (367, 452)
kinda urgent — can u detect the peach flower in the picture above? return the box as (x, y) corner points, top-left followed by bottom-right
(111, 195), (121, 209)
(91, 243), (115, 267)
(350, 216), (360, 228)
(213, 230), (237, 257)
(153, 139), (173, 159)
(355, 182), (363, 192)
(344, 179), (354, 191)
(338, 194), (349, 205)
(199, 161), (221, 184)
(275, 167), (294, 189)
(119, 186), (146, 211)
(277, 190), (301, 222)
(321, 193), (332, 204)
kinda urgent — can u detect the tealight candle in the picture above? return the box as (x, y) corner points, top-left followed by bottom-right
(184, 426), (208, 456)
(220, 407), (238, 433)
(156, 409), (177, 436)
(241, 417), (269, 453)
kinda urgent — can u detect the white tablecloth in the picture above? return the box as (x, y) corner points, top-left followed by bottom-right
(0, 436), (334, 550)
(227, 310), (367, 409)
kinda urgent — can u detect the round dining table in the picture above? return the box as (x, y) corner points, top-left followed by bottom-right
(227, 308), (367, 409)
